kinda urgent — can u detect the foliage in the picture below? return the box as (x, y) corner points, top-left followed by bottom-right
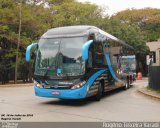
(0, 0), (159, 83)
(104, 18), (149, 55)
(49, 0), (105, 27)
(114, 8), (160, 41)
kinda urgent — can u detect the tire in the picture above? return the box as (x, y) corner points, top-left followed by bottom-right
(128, 77), (131, 88)
(124, 76), (130, 89)
(95, 82), (103, 101)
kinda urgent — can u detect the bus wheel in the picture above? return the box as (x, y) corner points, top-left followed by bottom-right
(128, 78), (131, 88)
(95, 82), (103, 101)
(124, 76), (130, 89)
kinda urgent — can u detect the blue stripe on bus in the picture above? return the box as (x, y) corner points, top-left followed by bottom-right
(86, 69), (107, 88)
(105, 53), (121, 82)
(34, 69), (107, 99)
(34, 53), (121, 99)
(82, 40), (93, 61)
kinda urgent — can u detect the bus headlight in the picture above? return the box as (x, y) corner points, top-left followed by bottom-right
(34, 81), (43, 88)
(71, 81), (86, 89)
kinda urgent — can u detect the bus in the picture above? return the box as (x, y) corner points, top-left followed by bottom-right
(26, 25), (135, 101)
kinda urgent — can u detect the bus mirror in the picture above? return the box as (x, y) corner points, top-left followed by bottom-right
(82, 40), (93, 61)
(26, 43), (38, 62)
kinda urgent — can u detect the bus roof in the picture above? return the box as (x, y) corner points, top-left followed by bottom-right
(42, 25), (96, 38)
(41, 25), (133, 49)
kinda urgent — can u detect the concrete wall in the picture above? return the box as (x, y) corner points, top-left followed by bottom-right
(147, 41), (160, 66)
(149, 66), (160, 90)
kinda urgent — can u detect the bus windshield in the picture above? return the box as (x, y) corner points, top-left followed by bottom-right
(35, 37), (86, 77)
(120, 56), (136, 73)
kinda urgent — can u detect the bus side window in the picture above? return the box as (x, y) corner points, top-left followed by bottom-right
(87, 46), (94, 69)
(94, 43), (104, 67)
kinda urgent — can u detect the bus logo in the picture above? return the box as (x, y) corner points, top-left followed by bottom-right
(54, 85), (59, 89)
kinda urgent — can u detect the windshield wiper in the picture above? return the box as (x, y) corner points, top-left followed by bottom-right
(43, 60), (56, 79)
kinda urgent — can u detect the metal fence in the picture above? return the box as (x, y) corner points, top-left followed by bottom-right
(149, 66), (160, 90)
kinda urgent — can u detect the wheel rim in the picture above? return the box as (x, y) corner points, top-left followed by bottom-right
(125, 83), (128, 89)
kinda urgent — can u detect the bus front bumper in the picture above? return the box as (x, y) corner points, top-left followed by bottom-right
(34, 85), (88, 99)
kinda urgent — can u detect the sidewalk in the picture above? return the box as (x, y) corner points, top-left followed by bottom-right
(137, 78), (160, 100)
(0, 83), (34, 88)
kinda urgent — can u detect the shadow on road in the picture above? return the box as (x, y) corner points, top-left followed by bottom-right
(40, 98), (93, 107)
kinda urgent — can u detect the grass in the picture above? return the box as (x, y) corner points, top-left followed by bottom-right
(146, 86), (160, 94)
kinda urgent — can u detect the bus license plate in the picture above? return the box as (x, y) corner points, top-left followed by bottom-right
(52, 91), (60, 95)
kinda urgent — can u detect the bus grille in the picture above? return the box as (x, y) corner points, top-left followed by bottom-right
(43, 84), (72, 89)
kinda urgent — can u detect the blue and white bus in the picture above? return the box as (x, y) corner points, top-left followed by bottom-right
(26, 25), (135, 101)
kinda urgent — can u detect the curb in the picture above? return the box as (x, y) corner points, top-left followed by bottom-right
(0, 83), (34, 88)
(137, 88), (160, 100)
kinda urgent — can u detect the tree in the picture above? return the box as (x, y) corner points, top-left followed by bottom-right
(114, 8), (160, 41)
(0, 0), (106, 84)
(102, 17), (149, 74)
(1, 0), (159, 83)
(0, 0), (50, 84)
(49, 0), (105, 27)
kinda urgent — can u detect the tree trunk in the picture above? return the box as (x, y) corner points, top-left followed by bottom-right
(28, 63), (32, 83)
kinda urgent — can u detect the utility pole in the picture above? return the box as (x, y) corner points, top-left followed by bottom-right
(15, 1), (22, 84)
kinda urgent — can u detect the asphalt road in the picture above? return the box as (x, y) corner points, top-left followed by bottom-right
(0, 79), (160, 122)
